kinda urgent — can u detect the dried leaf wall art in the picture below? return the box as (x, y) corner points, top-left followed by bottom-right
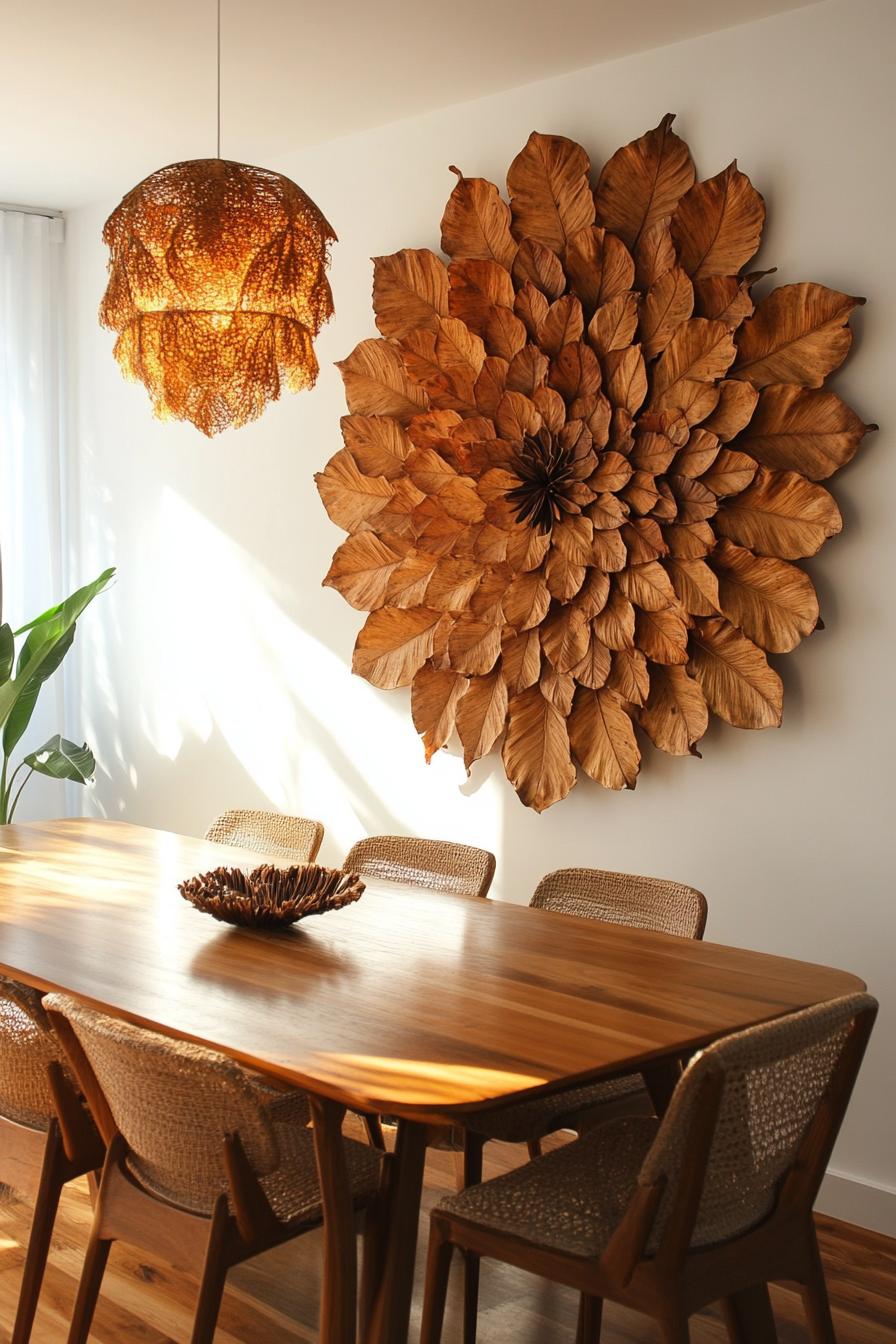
(317, 114), (875, 811)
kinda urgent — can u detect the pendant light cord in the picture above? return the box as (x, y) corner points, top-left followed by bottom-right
(216, 0), (222, 158)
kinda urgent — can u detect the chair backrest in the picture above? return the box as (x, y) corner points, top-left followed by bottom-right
(205, 809), (324, 865)
(44, 993), (280, 1214)
(530, 868), (707, 940)
(343, 836), (496, 899)
(635, 993), (877, 1257)
(0, 977), (68, 1130)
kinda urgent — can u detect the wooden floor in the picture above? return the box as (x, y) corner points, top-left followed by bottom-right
(0, 1125), (893, 1343)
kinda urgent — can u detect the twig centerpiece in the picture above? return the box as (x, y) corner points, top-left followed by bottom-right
(178, 864), (365, 928)
(317, 114), (875, 811)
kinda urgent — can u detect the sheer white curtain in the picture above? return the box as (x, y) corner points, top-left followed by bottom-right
(0, 207), (67, 817)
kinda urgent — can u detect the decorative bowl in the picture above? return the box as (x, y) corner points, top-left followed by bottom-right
(178, 863), (365, 928)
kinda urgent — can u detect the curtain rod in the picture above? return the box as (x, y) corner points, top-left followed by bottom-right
(0, 202), (63, 219)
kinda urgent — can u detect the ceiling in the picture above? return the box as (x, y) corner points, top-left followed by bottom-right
(3, 0), (818, 210)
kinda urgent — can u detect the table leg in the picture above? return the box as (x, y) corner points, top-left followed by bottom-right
(364, 1118), (428, 1344)
(310, 1095), (356, 1344)
(642, 1058), (682, 1116)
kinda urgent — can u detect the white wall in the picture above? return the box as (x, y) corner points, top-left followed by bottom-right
(63, 0), (895, 1231)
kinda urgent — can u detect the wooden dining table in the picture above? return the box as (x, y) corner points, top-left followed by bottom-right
(0, 818), (864, 1344)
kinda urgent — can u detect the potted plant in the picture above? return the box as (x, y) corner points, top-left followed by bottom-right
(0, 565), (115, 824)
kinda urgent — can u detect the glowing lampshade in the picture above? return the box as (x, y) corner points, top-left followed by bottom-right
(99, 158), (336, 436)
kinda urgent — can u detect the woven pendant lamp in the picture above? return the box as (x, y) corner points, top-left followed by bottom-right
(99, 6), (335, 437)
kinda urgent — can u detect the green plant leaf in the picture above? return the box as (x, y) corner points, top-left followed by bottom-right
(0, 625), (13, 684)
(0, 568), (115, 743)
(3, 625), (74, 757)
(24, 735), (96, 784)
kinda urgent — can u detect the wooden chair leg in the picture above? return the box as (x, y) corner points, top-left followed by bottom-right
(66, 1229), (112, 1344)
(800, 1225), (837, 1344)
(656, 1308), (691, 1344)
(363, 1114), (387, 1151)
(419, 1219), (454, 1344)
(11, 1143), (65, 1344)
(575, 1293), (603, 1344)
(526, 1138), (543, 1161)
(721, 1283), (779, 1343)
(190, 1228), (229, 1344)
(463, 1250), (480, 1344)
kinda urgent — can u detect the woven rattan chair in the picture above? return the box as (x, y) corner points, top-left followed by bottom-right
(0, 978), (104, 1344)
(422, 993), (877, 1344)
(343, 835), (496, 900)
(452, 867), (706, 1342)
(205, 809), (324, 864)
(464, 867), (707, 1157)
(44, 994), (383, 1344)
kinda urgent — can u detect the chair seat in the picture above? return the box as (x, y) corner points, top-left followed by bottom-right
(262, 1122), (382, 1224)
(467, 1072), (648, 1143)
(438, 1117), (659, 1259)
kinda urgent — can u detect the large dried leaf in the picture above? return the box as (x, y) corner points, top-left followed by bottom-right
(564, 227), (635, 314)
(401, 316), (486, 411)
(538, 296), (585, 357)
(411, 666), (468, 762)
(592, 585), (635, 650)
(672, 162), (765, 278)
(507, 133), (594, 252)
(502, 571), (551, 630)
(385, 550), (441, 607)
(425, 556), (486, 611)
(634, 220), (676, 290)
(733, 283), (863, 388)
(541, 606), (590, 673)
(688, 616), (783, 729)
(501, 628), (541, 695)
(512, 238), (566, 300)
(569, 629), (611, 689)
(715, 465), (842, 559)
(588, 292), (640, 357)
(733, 384), (876, 479)
(507, 344), (549, 396)
(323, 532), (404, 609)
(456, 669), (508, 769)
(640, 267), (694, 359)
(448, 258), (515, 336)
(372, 248), (448, 338)
(549, 341), (602, 402)
(635, 604), (689, 665)
(448, 615), (503, 676)
(700, 381), (759, 442)
(503, 686), (576, 811)
(594, 114), (695, 250)
(693, 275), (754, 330)
(617, 561), (676, 612)
(664, 557), (720, 617)
(569, 687), (640, 790)
(485, 307), (528, 360)
(606, 647), (650, 706)
(650, 319), (737, 410)
(352, 607), (446, 689)
(315, 450), (392, 532)
(440, 169), (516, 268)
(712, 538), (819, 653)
(700, 447), (757, 497)
(406, 448), (485, 523)
(338, 339), (429, 421)
(639, 665), (708, 756)
(341, 414), (411, 479)
(603, 346), (648, 414)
